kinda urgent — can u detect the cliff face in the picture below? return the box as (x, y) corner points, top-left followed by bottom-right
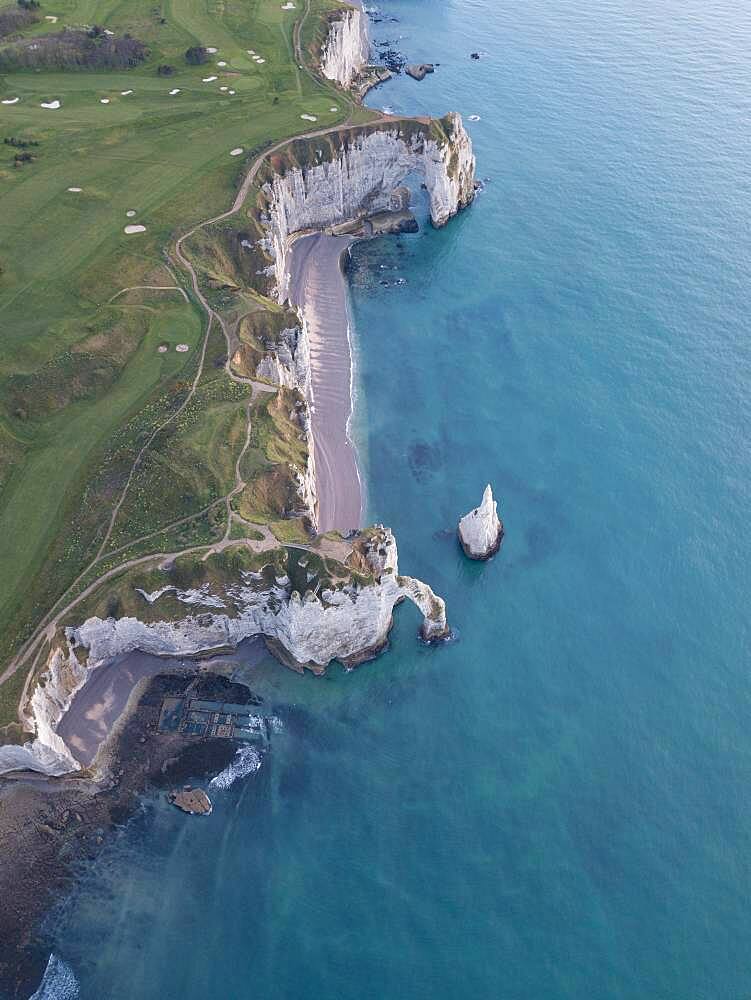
(261, 115), (476, 299)
(0, 645), (84, 776)
(252, 323), (311, 395)
(0, 527), (448, 776)
(320, 6), (370, 89)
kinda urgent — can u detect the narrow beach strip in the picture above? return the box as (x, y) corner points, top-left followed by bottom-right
(287, 233), (363, 534)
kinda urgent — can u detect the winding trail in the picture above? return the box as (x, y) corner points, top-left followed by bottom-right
(108, 285), (189, 304)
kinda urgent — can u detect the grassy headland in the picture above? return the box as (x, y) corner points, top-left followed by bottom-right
(0, 0), (368, 729)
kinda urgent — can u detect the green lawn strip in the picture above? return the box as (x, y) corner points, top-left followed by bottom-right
(0, 302), (201, 633)
(105, 376), (251, 550)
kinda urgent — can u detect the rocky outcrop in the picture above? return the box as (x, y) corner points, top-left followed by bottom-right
(320, 6), (370, 89)
(458, 484), (504, 560)
(259, 115), (475, 299)
(0, 527), (448, 776)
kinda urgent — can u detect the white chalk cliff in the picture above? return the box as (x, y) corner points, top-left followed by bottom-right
(0, 527), (448, 776)
(261, 115), (476, 299)
(252, 324), (311, 396)
(320, 6), (370, 89)
(458, 484), (504, 560)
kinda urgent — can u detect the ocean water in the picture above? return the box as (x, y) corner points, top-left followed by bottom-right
(30, 0), (751, 996)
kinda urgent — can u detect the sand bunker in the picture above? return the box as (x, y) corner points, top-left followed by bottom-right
(281, 2), (296, 8)
(300, 113), (317, 122)
(202, 75), (218, 82)
(104, 28), (114, 35)
(206, 47), (218, 53)
(100, 98), (110, 104)
(124, 224), (146, 234)
(330, 106), (338, 111)
(121, 89), (133, 95)
(45, 14), (57, 21)
(247, 49), (255, 54)
(1, 98), (19, 105)
(67, 187), (82, 192)
(169, 88), (181, 95)
(126, 210), (136, 217)
(175, 343), (190, 352)
(230, 147), (244, 156)
(40, 100), (61, 109)
(158, 345), (168, 353)
(217, 60), (227, 67)
(256, 58), (265, 64)
(228, 89), (236, 95)
(220, 86), (228, 91)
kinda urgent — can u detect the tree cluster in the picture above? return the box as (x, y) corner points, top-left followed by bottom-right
(0, 28), (148, 70)
(0, 5), (39, 38)
(4, 136), (40, 148)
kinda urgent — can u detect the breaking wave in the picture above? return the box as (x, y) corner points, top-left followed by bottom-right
(209, 745), (263, 789)
(267, 714), (283, 734)
(29, 954), (79, 999)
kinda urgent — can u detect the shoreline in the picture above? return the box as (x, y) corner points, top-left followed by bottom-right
(287, 232), (364, 535)
(0, 671), (250, 998)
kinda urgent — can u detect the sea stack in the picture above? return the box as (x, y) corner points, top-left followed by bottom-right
(458, 484), (503, 560)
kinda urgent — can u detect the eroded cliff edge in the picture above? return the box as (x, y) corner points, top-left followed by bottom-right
(2, 527), (448, 776)
(254, 114), (476, 300)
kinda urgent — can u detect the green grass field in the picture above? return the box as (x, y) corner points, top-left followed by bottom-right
(0, 0), (364, 728)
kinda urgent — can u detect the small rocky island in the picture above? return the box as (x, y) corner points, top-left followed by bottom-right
(458, 484), (504, 560)
(169, 787), (212, 815)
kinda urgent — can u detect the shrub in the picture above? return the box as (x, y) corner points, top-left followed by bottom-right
(157, 63), (174, 75)
(185, 45), (208, 65)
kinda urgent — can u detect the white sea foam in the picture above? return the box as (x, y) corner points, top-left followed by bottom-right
(29, 953), (79, 999)
(209, 745), (263, 789)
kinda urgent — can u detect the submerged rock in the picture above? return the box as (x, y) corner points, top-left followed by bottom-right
(458, 484), (504, 560)
(405, 63), (434, 81)
(168, 788), (212, 815)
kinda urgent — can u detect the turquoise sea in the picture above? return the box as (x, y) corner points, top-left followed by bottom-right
(30, 0), (751, 996)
